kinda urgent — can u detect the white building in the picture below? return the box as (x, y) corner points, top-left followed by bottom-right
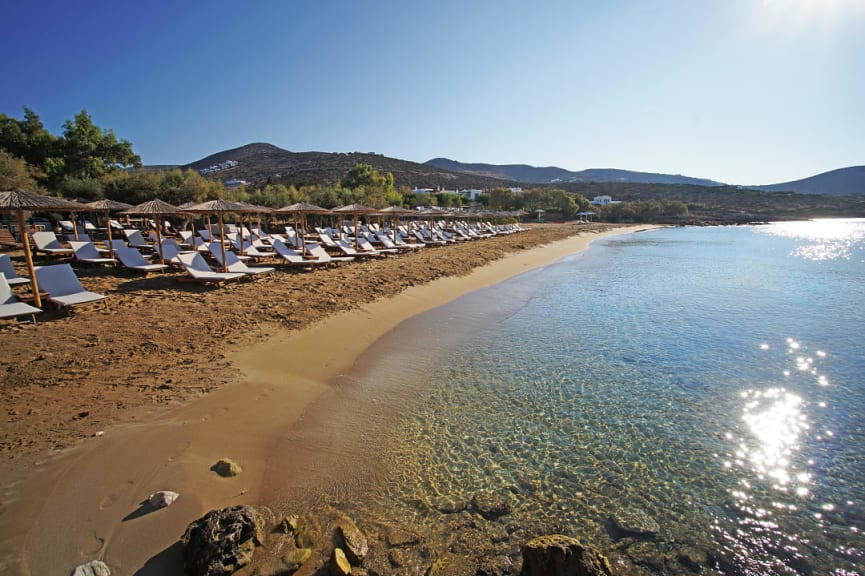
(590, 195), (621, 206)
(459, 189), (485, 200)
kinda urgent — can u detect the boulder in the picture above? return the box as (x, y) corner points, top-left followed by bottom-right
(337, 517), (369, 564)
(330, 548), (352, 576)
(147, 490), (179, 509)
(521, 535), (613, 576)
(212, 458), (243, 477)
(472, 491), (511, 520)
(283, 547), (312, 571)
(181, 505), (265, 576)
(611, 509), (659, 537)
(71, 560), (111, 576)
(283, 515), (313, 548)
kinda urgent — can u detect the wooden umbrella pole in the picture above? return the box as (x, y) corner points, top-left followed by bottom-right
(71, 214), (79, 240)
(219, 212), (228, 272)
(105, 211), (115, 260)
(155, 215), (165, 265)
(17, 210), (42, 308)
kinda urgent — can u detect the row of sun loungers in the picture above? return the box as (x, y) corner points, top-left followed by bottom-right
(1, 218), (525, 324)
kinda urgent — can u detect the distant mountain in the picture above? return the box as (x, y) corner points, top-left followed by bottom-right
(183, 143), (511, 189)
(425, 158), (726, 187)
(753, 166), (865, 196)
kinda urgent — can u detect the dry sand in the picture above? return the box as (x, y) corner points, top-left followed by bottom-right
(0, 223), (655, 575)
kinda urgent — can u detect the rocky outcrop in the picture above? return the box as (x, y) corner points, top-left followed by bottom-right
(181, 505), (265, 576)
(521, 535), (613, 576)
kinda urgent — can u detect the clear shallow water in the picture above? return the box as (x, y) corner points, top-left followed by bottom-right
(352, 222), (865, 575)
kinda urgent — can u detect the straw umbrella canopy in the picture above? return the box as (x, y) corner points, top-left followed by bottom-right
(276, 202), (331, 253)
(184, 198), (252, 272)
(419, 207), (451, 241)
(234, 201), (274, 252)
(83, 199), (133, 260)
(332, 203), (377, 249)
(0, 188), (85, 307)
(375, 206), (416, 242)
(120, 198), (183, 265)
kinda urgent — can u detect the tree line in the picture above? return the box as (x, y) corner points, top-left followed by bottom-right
(1, 107), (621, 220)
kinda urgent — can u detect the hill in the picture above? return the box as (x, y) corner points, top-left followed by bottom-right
(184, 143), (511, 189)
(425, 158), (725, 187)
(753, 166), (865, 196)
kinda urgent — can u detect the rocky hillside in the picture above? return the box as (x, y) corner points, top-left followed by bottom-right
(426, 158), (725, 187)
(184, 143), (512, 189)
(753, 166), (865, 196)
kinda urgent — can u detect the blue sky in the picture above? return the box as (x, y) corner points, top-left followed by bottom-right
(2, 0), (863, 185)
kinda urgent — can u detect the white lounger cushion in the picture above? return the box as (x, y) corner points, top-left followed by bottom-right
(0, 254), (30, 285)
(33, 264), (106, 308)
(176, 252), (245, 281)
(0, 273), (41, 320)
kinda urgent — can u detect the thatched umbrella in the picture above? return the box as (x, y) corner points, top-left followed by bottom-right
(0, 189), (84, 307)
(185, 199), (251, 272)
(83, 199), (133, 260)
(235, 202), (274, 254)
(419, 207), (451, 242)
(276, 202), (331, 254)
(376, 206), (416, 243)
(120, 198), (183, 265)
(333, 203), (377, 249)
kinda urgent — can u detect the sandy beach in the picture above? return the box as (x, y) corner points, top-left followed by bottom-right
(0, 223), (654, 575)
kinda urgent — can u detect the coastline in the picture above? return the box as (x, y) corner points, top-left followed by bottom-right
(0, 224), (656, 575)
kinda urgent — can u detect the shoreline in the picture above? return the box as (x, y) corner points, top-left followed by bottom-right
(0, 224), (656, 575)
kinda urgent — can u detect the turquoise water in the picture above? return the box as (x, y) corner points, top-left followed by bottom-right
(357, 221), (865, 575)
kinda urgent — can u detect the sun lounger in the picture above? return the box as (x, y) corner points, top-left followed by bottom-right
(0, 229), (22, 250)
(66, 232), (92, 243)
(305, 243), (354, 264)
(69, 241), (116, 266)
(210, 247), (274, 276)
(114, 246), (169, 273)
(0, 273), (41, 323)
(122, 229), (152, 249)
(34, 263), (106, 310)
(32, 231), (73, 256)
(335, 239), (385, 258)
(176, 252), (245, 283)
(356, 236), (397, 254)
(375, 232), (422, 250)
(0, 254), (29, 286)
(271, 239), (329, 268)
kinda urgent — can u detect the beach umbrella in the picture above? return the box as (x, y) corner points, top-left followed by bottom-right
(276, 202), (331, 254)
(120, 198), (183, 265)
(83, 199), (133, 260)
(419, 207), (451, 243)
(333, 203), (377, 249)
(235, 202), (274, 254)
(376, 206), (416, 243)
(0, 188), (85, 307)
(185, 198), (251, 272)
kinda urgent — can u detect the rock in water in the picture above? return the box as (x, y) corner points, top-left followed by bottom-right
(337, 516), (369, 564)
(611, 508), (659, 537)
(472, 491), (511, 520)
(181, 505), (265, 576)
(148, 490), (179, 509)
(71, 560), (111, 576)
(330, 548), (351, 576)
(284, 548), (312, 571)
(522, 535), (614, 576)
(212, 458), (242, 477)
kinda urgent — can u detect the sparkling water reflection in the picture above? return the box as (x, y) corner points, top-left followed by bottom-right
(344, 223), (865, 575)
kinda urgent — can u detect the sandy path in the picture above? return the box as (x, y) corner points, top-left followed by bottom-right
(0, 225), (655, 575)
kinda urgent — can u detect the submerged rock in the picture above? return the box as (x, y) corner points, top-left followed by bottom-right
(181, 505), (265, 576)
(522, 534), (613, 576)
(427, 553), (477, 576)
(472, 491), (511, 520)
(71, 560), (111, 576)
(611, 508), (659, 537)
(212, 458), (243, 477)
(330, 547), (351, 576)
(337, 515), (369, 564)
(147, 490), (179, 509)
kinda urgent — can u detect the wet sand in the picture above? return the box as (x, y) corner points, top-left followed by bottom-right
(0, 224), (654, 575)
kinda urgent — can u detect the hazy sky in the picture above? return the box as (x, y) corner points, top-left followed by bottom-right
(2, 0), (863, 184)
